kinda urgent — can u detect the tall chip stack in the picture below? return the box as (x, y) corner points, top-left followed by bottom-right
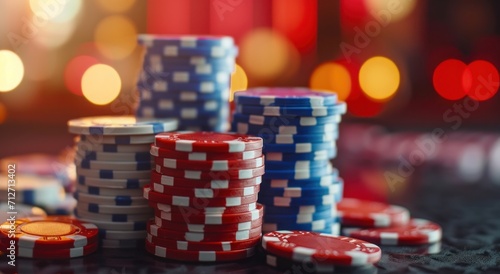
(135, 35), (238, 132)
(144, 132), (264, 262)
(68, 116), (177, 248)
(231, 88), (346, 234)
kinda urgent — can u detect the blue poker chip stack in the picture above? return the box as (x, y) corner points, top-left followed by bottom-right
(231, 87), (346, 235)
(135, 35), (238, 132)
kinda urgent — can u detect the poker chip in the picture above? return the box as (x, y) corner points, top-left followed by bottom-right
(138, 79), (230, 94)
(154, 203), (263, 224)
(263, 204), (334, 215)
(151, 171), (262, 189)
(342, 218), (442, 245)
(76, 151), (152, 162)
(77, 142), (152, 153)
(137, 34), (235, 48)
(233, 121), (339, 135)
(337, 198), (410, 228)
(74, 209), (151, 223)
(145, 240), (255, 262)
(153, 155), (264, 171)
(77, 176), (150, 189)
(237, 102), (347, 117)
(1, 241), (98, 259)
(263, 173), (340, 188)
(0, 174), (65, 207)
(259, 132), (338, 144)
(151, 183), (260, 198)
(154, 216), (263, 233)
(262, 219), (335, 233)
(75, 167), (151, 179)
(75, 184), (144, 196)
(265, 150), (333, 161)
(150, 145), (263, 160)
(147, 233), (260, 251)
(259, 182), (343, 199)
(76, 202), (152, 214)
(0, 216), (98, 249)
(149, 202), (257, 215)
(264, 159), (329, 170)
(74, 191), (148, 206)
(263, 208), (336, 224)
(79, 134), (155, 144)
(154, 165), (265, 180)
(75, 159), (153, 171)
(0, 203), (46, 221)
(68, 116), (178, 135)
(234, 88), (337, 106)
(233, 113), (342, 126)
(262, 163), (333, 180)
(154, 132), (263, 153)
(261, 231), (381, 266)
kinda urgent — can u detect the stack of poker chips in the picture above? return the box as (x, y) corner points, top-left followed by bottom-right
(231, 87), (346, 234)
(144, 132), (264, 262)
(0, 216), (99, 259)
(68, 116), (178, 248)
(135, 35), (238, 132)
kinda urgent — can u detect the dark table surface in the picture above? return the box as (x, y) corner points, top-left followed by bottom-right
(1, 180), (499, 274)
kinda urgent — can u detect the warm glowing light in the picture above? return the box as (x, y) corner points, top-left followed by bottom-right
(34, 22), (75, 48)
(97, 0), (136, 13)
(29, 0), (82, 23)
(310, 62), (352, 101)
(65, 56), (100, 96)
(433, 59), (468, 100)
(364, 0), (417, 22)
(359, 56), (400, 100)
(466, 60), (499, 101)
(0, 50), (24, 92)
(230, 64), (248, 101)
(94, 15), (137, 60)
(240, 28), (292, 81)
(82, 64), (121, 105)
(0, 102), (6, 124)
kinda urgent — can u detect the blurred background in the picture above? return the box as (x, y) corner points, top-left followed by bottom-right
(1, 0), (499, 201)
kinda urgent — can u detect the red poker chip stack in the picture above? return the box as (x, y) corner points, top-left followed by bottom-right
(144, 132), (264, 262)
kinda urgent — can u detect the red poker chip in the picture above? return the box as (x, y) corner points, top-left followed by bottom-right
(342, 218), (442, 245)
(154, 132), (263, 153)
(262, 231), (382, 266)
(148, 202), (258, 215)
(154, 164), (265, 180)
(145, 239), (256, 262)
(154, 203), (264, 225)
(143, 185), (259, 207)
(147, 220), (262, 242)
(337, 198), (410, 228)
(151, 182), (260, 197)
(0, 216), (99, 249)
(154, 216), (263, 233)
(146, 233), (261, 251)
(150, 145), (263, 160)
(153, 155), (264, 171)
(150, 171), (262, 189)
(0, 241), (98, 259)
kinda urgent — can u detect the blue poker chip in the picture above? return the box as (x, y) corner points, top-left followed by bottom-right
(79, 135), (155, 145)
(263, 204), (334, 215)
(232, 113), (342, 127)
(262, 171), (340, 188)
(136, 105), (227, 120)
(262, 163), (333, 180)
(258, 132), (338, 144)
(140, 70), (231, 83)
(259, 182), (343, 199)
(140, 44), (238, 58)
(137, 78), (230, 94)
(236, 102), (347, 117)
(258, 193), (336, 206)
(142, 61), (235, 75)
(77, 176), (149, 189)
(232, 121), (339, 135)
(262, 217), (335, 232)
(138, 99), (226, 112)
(76, 159), (152, 171)
(265, 148), (336, 161)
(137, 34), (235, 48)
(263, 208), (336, 224)
(262, 141), (335, 154)
(234, 87), (338, 107)
(138, 89), (230, 102)
(264, 160), (330, 170)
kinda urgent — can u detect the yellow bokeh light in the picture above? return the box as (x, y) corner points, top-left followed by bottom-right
(29, 0), (82, 23)
(0, 102), (6, 124)
(240, 28), (291, 81)
(364, 0), (417, 22)
(0, 50), (24, 92)
(310, 62), (351, 101)
(359, 56), (400, 101)
(94, 15), (137, 60)
(230, 64), (248, 101)
(82, 64), (121, 105)
(96, 0), (136, 13)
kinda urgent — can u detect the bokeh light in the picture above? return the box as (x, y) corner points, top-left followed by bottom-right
(82, 64), (121, 105)
(0, 50), (24, 92)
(359, 56), (400, 101)
(230, 64), (248, 101)
(364, 0), (417, 22)
(433, 59), (468, 100)
(466, 60), (499, 101)
(34, 22), (76, 49)
(0, 102), (6, 124)
(94, 15), (137, 60)
(96, 0), (136, 13)
(240, 28), (292, 81)
(64, 55), (100, 96)
(29, 0), (82, 23)
(310, 62), (352, 101)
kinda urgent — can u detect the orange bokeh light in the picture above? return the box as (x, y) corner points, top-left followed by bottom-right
(64, 55), (99, 96)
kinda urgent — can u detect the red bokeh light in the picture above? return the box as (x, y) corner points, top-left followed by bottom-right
(433, 59), (468, 100)
(64, 55), (99, 96)
(466, 60), (500, 101)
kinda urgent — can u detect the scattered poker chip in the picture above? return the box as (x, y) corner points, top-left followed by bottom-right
(77, 176), (150, 189)
(262, 163), (333, 180)
(154, 216), (263, 233)
(75, 184), (144, 196)
(153, 155), (264, 171)
(0, 216), (98, 249)
(233, 113), (342, 127)
(99, 229), (146, 240)
(79, 134), (155, 144)
(151, 183), (259, 198)
(233, 121), (339, 135)
(100, 238), (144, 249)
(76, 151), (152, 162)
(150, 202), (257, 215)
(75, 159), (153, 171)
(76, 142), (152, 153)
(263, 173), (339, 188)
(151, 171), (262, 189)
(0, 174), (65, 207)
(264, 159), (329, 170)
(76, 218), (146, 231)
(1, 241), (98, 259)
(154, 132), (263, 153)
(258, 132), (338, 144)
(75, 167), (151, 179)
(145, 240), (255, 262)
(147, 233), (260, 251)
(262, 219), (334, 233)
(234, 88), (338, 107)
(74, 209), (151, 223)
(261, 231), (381, 266)
(342, 218), (442, 245)
(147, 221), (261, 242)
(143, 185), (259, 207)
(154, 165), (265, 180)
(68, 116), (178, 135)
(236, 102), (347, 117)
(150, 145), (263, 160)
(263, 208), (336, 224)
(155, 203), (263, 225)
(76, 202), (152, 215)
(337, 198), (410, 228)
(74, 191), (148, 206)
